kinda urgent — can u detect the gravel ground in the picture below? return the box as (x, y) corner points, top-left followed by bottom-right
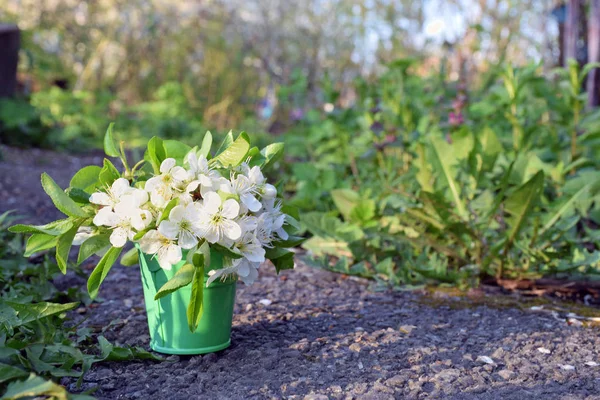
(2, 145), (600, 399)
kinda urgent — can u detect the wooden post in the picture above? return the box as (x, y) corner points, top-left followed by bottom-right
(0, 24), (20, 98)
(565, 0), (582, 64)
(588, 0), (600, 107)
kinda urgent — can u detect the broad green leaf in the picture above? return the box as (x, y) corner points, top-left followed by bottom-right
(164, 140), (191, 162)
(331, 189), (360, 221)
(120, 247), (139, 266)
(211, 243), (243, 259)
(97, 336), (162, 362)
(215, 130), (233, 155)
(273, 235), (305, 248)
(66, 187), (91, 204)
(199, 131), (213, 158)
(484, 161), (515, 222)
(145, 136), (166, 174)
(302, 236), (352, 257)
(69, 166), (102, 193)
(158, 198), (179, 224)
(301, 212), (364, 242)
(187, 264), (204, 332)
(3, 301), (79, 328)
(213, 132), (250, 167)
(103, 123), (121, 157)
(77, 234), (110, 265)
(349, 199), (376, 224)
(40, 173), (87, 218)
(24, 234), (57, 257)
(265, 248), (295, 273)
(9, 219), (73, 235)
(0, 363), (27, 384)
(1, 373), (70, 400)
(429, 137), (467, 218)
(155, 264), (195, 300)
(56, 225), (79, 273)
(540, 181), (596, 236)
(260, 142), (284, 169)
(98, 159), (120, 186)
(415, 143), (433, 192)
(504, 171), (544, 247)
(479, 126), (502, 171)
(87, 247), (123, 299)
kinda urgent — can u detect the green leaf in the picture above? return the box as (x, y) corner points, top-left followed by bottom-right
(158, 198), (179, 224)
(103, 123), (121, 157)
(24, 234), (57, 257)
(429, 137), (467, 218)
(87, 247), (123, 299)
(349, 199), (376, 224)
(120, 247), (139, 266)
(66, 187), (91, 204)
(331, 189), (360, 221)
(3, 301), (79, 328)
(211, 243), (243, 259)
(163, 140), (192, 162)
(1, 373), (71, 400)
(154, 264), (195, 300)
(215, 130), (233, 155)
(260, 142), (284, 169)
(265, 248), (295, 273)
(273, 235), (305, 248)
(199, 131), (213, 158)
(98, 159), (120, 187)
(145, 136), (166, 174)
(415, 143), (433, 192)
(9, 219), (73, 235)
(56, 225), (79, 274)
(77, 234), (110, 265)
(213, 132), (250, 167)
(40, 173), (87, 218)
(69, 165), (102, 193)
(504, 171), (544, 247)
(97, 336), (162, 362)
(540, 179), (600, 235)
(0, 363), (28, 384)
(187, 264), (204, 332)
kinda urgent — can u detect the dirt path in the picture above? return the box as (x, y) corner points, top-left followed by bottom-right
(2, 146), (600, 399)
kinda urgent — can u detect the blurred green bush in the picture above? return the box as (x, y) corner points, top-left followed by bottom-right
(285, 59), (600, 287)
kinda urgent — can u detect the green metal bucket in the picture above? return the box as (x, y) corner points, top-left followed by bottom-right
(138, 248), (237, 355)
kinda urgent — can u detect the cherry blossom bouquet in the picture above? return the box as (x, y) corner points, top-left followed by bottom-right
(11, 126), (301, 332)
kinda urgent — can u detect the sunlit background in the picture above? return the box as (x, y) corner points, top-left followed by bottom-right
(0, 0), (563, 145)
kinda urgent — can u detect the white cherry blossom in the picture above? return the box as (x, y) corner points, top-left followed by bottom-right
(138, 230), (182, 270)
(145, 158), (188, 207)
(158, 203), (203, 249)
(93, 195), (152, 247)
(90, 178), (135, 209)
(197, 192), (242, 243)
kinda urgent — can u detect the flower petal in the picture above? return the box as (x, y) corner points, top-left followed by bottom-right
(222, 198), (241, 219)
(171, 166), (188, 182)
(93, 207), (119, 227)
(158, 220), (179, 240)
(202, 192), (222, 215)
(111, 178), (132, 197)
(222, 219), (242, 241)
(170, 205), (189, 222)
(110, 227), (129, 248)
(89, 192), (112, 206)
(178, 229), (198, 249)
(160, 158), (176, 174)
(240, 193), (261, 212)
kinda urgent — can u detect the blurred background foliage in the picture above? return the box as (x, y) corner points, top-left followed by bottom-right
(1, 0), (600, 287)
(0, 0), (559, 148)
